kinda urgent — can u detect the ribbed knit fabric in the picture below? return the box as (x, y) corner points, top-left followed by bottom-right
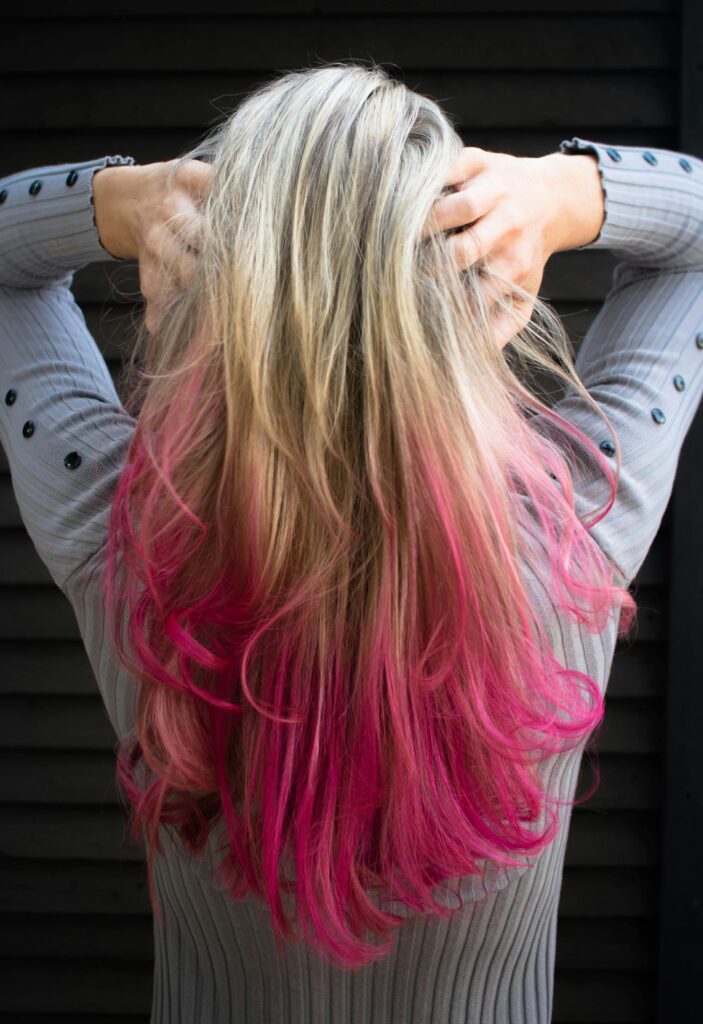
(0, 137), (701, 1023)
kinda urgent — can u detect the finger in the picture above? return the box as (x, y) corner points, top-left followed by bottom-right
(443, 146), (488, 188)
(447, 214), (504, 270)
(447, 204), (520, 270)
(165, 208), (204, 260)
(176, 158), (213, 200)
(146, 220), (200, 289)
(424, 177), (497, 238)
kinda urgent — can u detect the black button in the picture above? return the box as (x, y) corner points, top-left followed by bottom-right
(4, 388), (16, 405)
(679, 158), (693, 173)
(696, 333), (703, 349)
(64, 451), (82, 470)
(651, 408), (666, 424)
(642, 151), (658, 166)
(28, 180), (42, 196)
(673, 374), (686, 391)
(22, 420), (34, 438)
(605, 147), (622, 162)
(599, 439), (616, 457)
(65, 170), (79, 187)
(0, 189), (7, 205)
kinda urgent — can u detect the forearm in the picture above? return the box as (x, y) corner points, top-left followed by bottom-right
(540, 151), (606, 254)
(0, 156), (136, 288)
(546, 137), (703, 269)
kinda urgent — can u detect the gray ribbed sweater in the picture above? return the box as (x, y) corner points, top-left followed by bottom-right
(0, 136), (702, 1023)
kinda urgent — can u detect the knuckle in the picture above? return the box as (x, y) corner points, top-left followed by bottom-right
(463, 145), (487, 168)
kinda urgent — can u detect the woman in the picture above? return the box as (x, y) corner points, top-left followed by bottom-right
(1, 62), (701, 1022)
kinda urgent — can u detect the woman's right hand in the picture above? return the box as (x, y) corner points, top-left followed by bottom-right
(93, 158), (213, 333)
(427, 146), (606, 348)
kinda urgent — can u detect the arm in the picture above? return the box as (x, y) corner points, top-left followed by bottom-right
(544, 137), (703, 586)
(0, 153), (211, 597)
(0, 157), (138, 594)
(0, 156), (211, 742)
(0, 156), (136, 288)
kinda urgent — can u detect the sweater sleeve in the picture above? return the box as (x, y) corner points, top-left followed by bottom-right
(0, 157), (138, 595)
(543, 137), (703, 588)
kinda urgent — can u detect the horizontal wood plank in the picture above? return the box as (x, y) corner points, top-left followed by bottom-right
(576, 753), (662, 808)
(0, 691), (665, 751)
(0, 72), (676, 130)
(0, 750), (121, 803)
(0, 913), (153, 960)
(556, 917), (655, 970)
(0, 802), (659, 864)
(607, 642), (666, 699)
(0, 959), (656, 1019)
(78, 301), (652, 365)
(0, 588), (81, 640)
(552, 969), (654, 1022)
(0, 16), (675, 74)
(0, 695), (117, 750)
(0, 748), (662, 808)
(0, 805), (144, 861)
(0, 126), (677, 176)
(0, 858), (150, 915)
(62, 250), (622, 307)
(0, 1018), (149, 1024)
(594, 698), (665, 753)
(0, 857), (657, 918)
(0, 961), (152, 1015)
(0, 580), (667, 641)
(565, 809), (660, 866)
(0, 515), (670, 586)
(0, 911), (655, 971)
(0, 639), (99, 695)
(0, 1), (677, 15)
(0, 633), (667, 699)
(558, 865), (657, 917)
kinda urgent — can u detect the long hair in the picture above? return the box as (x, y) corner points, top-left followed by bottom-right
(102, 62), (636, 969)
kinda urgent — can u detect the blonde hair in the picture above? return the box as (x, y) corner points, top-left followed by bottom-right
(103, 61), (635, 968)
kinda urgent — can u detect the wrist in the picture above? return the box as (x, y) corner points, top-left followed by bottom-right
(539, 151), (606, 254)
(92, 163), (144, 260)
(93, 162), (168, 261)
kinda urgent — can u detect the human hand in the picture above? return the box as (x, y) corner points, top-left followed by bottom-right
(93, 158), (213, 333)
(425, 146), (584, 348)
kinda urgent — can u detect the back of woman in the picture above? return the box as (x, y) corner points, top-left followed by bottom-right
(1, 62), (701, 1023)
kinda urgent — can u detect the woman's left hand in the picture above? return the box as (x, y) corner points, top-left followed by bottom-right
(93, 158), (212, 332)
(424, 146), (557, 347)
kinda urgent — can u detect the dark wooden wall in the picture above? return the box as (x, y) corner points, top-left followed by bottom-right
(0, 2), (692, 1022)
